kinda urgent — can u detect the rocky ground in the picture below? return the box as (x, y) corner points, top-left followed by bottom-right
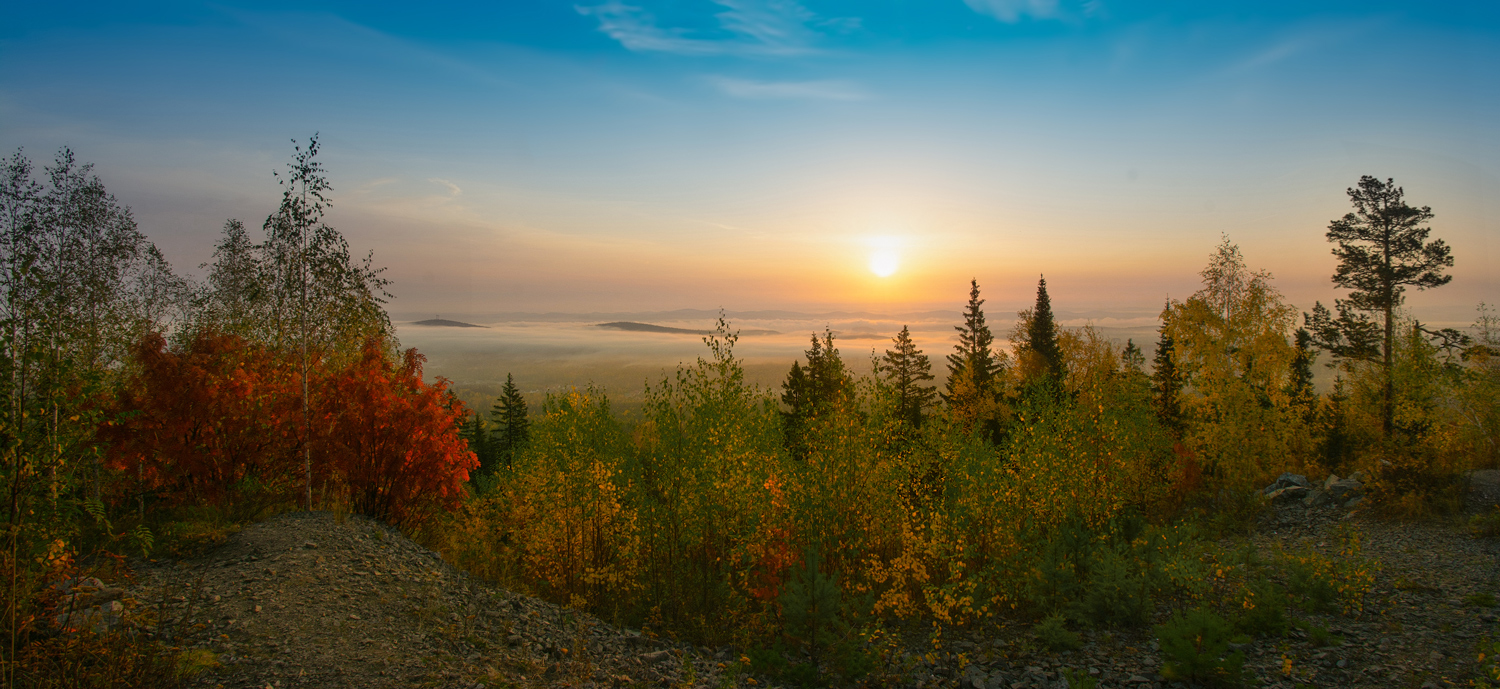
(112, 474), (1500, 689)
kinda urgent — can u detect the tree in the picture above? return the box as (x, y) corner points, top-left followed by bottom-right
(1151, 303), (1184, 432)
(190, 135), (395, 510)
(315, 337), (477, 527)
(1013, 275), (1063, 386)
(781, 328), (851, 459)
(104, 330), (303, 512)
(490, 372), (530, 469)
(1287, 328), (1316, 407)
(1167, 238), (1306, 490)
(1121, 339), (1145, 375)
(1306, 175), (1453, 439)
(879, 325), (937, 428)
(945, 279), (1002, 401)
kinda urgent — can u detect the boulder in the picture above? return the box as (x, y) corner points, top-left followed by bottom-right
(1304, 490), (1331, 508)
(1268, 486), (1311, 504)
(1327, 479), (1364, 502)
(1322, 474), (1341, 491)
(1264, 473), (1312, 495)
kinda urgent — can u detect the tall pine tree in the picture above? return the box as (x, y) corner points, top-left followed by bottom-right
(1305, 175), (1452, 439)
(490, 373), (530, 469)
(1013, 275), (1063, 388)
(881, 325), (937, 428)
(782, 328), (851, 459)
(945, 279), (1000, 401)
(1151, 300), (1184, 432)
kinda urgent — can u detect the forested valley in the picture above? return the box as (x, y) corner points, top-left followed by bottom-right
(3, 139), (1498, 688)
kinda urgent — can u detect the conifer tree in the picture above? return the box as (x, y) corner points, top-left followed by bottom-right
(1305, 175), (1452, 439)
(1288, 328), (1316, 403)
(781, 328), (851, 458)
(1027, 275), (1063, 382)
(1121, 339), (1145, 375)
(1151, 302), (1184, 432)
(945, 279), (1000, 401)
(880, 325), (937, 428)
(490, 373), (530, 468)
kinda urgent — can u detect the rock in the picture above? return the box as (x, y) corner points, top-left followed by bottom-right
(641, 650), (674, 665)
(1323, 474), (1342, 490)
(1344, 496), (1364, 509)
(1305, 490), (1331, 508)
(1274, 473), (1312, 490)
(1348, 470), (1365, 482)
(1326, 479), (1364, 501)
(1268, 486), (1311, 504)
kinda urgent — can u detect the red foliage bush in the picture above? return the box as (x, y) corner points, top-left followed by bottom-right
(315, 337), (477, 527)
(106, 331), (476, 527)
(104, 330), (303, 508)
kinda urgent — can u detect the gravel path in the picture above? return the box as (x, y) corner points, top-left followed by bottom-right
(123, 476), (1500, 688)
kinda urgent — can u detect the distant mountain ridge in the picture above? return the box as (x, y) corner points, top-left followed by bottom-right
(412, 318), (486, 328)
(595, 321), (781, 336)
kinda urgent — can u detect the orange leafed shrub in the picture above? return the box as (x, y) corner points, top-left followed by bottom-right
(104, 330), (303, 508)
(316, 337), (477, 527)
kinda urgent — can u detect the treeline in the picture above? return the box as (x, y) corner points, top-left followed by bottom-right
(0, 138), (476, 687)
(428, 178), (1497, 674)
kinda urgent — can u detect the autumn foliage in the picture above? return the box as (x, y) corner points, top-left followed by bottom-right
(104, 329), (475, 526)
(316, 338), (476, 527)
(104, 330), (304, 509)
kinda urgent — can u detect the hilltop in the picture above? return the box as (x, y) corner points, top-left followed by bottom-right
(120, 486), (1500, 688)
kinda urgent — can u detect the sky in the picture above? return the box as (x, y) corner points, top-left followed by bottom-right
(2, 0), (1497, 325)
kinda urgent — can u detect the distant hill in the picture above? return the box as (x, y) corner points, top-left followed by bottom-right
(596, 321), (780, 336)
(412, 318), (486, 328)
(596, 321), (712, 335)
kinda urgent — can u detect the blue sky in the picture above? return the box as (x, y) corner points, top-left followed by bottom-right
(2, 1), (1496, 320)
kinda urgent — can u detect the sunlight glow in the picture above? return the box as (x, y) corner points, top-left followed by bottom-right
(869, 249), (900, 277)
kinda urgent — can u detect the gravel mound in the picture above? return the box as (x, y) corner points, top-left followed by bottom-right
(131, 511), (727, 688)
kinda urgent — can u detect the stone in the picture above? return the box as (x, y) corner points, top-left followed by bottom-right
(1274, 472), (1312, 490)
(1304, 490), (1331, 508)
(1323, 474), (1342, 490)
(1344, 496), (1364, 509)
(1268, 486), (1311, 504)
(1326, 479), (1364, 501)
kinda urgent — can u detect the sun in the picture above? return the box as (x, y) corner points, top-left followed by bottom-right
(866, 236), (903, 277)
(869, 248), (899, 277)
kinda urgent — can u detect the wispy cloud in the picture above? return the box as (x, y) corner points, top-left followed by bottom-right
(709, 76), (867, 101)
(576, 0), (840, 56)
(429, 178), (463, 199)
(963, 0), (1061, 23)
(1222, 19), (1378, 75)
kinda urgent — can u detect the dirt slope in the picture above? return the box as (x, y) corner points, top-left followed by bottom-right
(131, 512), (726, 688)
(128, 488), (1500, 689)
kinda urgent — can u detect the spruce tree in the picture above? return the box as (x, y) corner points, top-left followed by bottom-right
(1121, 339), (1145, 375)
(945, 279), (1000, 401)
(781, 328), (850, 459)
(1027, 275), (1063, 383)
(881, 325), (937, 428)
(490, 373), (529, 468)
(1151, 301), (1184, 432)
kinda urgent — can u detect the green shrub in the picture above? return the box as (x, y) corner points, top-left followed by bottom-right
(1233, 577), (1289, 637)
(1156, 608), (1245, 687)
(1284, 559), (1339, 614)
(1071, 546), (1152, 627)
(1300, 621), (1342, 648)
(1035, 613), (1082, 652)
(1061, 667), (1099, 689)
(1466, 592), (1498, 608)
